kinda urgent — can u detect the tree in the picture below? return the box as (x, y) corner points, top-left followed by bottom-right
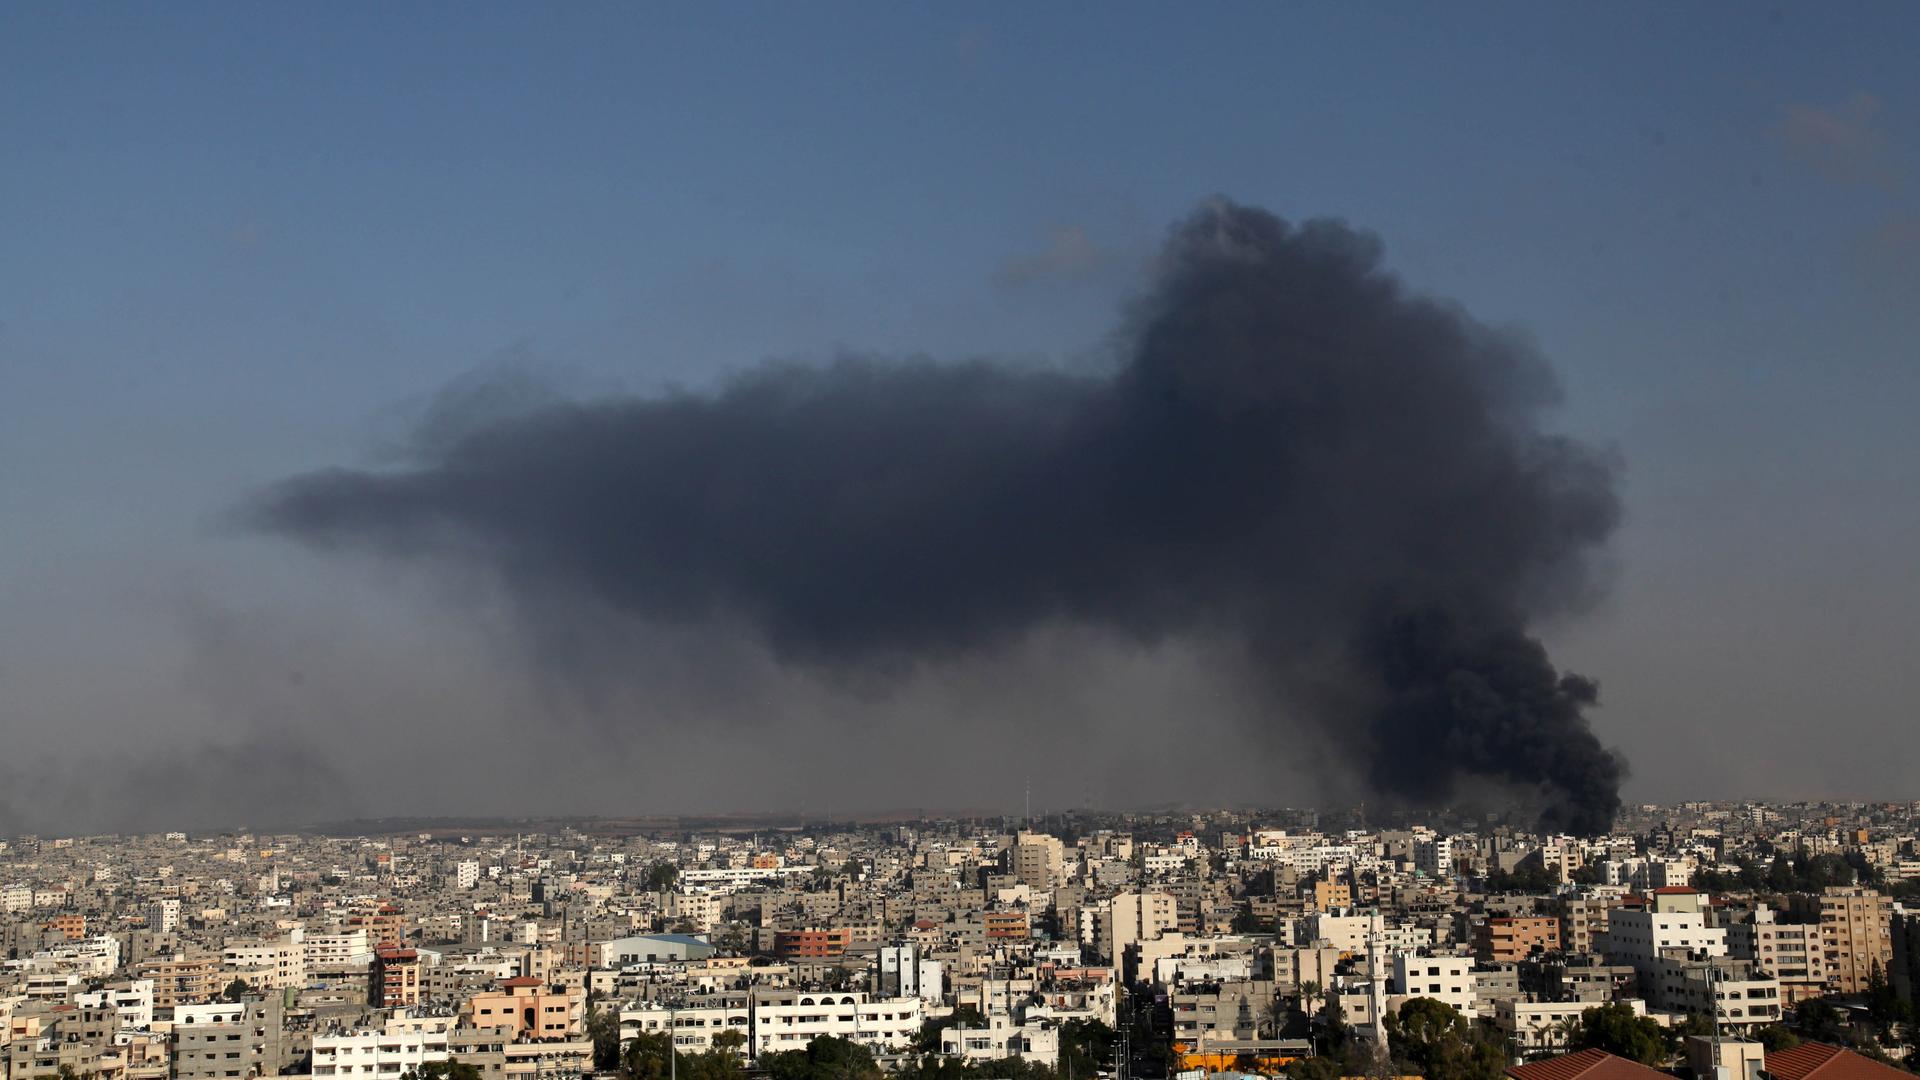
(646, 862), (680, 892)
(1570, 1003), (1670, 1066)
(1866, 966), (1913, 1029)
(222, 978), (254, 1002)
(587, 1002), (622, 1071)
(1058, 1018), (1117, 1080)
(761, 1036), (882, 1080)
(1793, 999), (1849, 1045)
(1484, 863), (1559, 894)
(623, 1032), (674, 1080)
(1285, 1056), (1341, 1080)
(1234, 910), (1273, 935)
(404, 1064), (485, 1080)
(1568, 863), (1605, 887)
(913, 1005), (986, 1053)
(712, 1030), (748, 1056)
(1756, 1027), (1802, 1053)
(1387, 998), (1506, 1080)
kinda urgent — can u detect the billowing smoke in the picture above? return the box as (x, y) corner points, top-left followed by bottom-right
(253, 199), (1626, 833)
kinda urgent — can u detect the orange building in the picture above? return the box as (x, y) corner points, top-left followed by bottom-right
(774, 928), (853, 959)
(349, 903), (412, 947)
(1474, 916), (1561, 963)
(984, 912), (1030, 940)
(45, 914), (87, 941)
(465, 976), (583, 1041)
(136, 953), (223, 1008)
(1311, 881), (1353, 912)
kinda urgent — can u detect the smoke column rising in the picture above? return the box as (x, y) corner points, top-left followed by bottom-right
(254, 199), (1626, 833)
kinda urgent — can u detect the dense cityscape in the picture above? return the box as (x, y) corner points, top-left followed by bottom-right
(9, 10), (1917, 1080)
(5, 802), (1920, 1080)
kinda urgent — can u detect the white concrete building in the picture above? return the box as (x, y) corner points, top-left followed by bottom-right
(74, 979), (154, 1029)
(1304, 911), (1379, 954)
(746, 990), (923, 1056)
(1495, 998), (1645, 1053)
(304, 930), (375, 975)
(677, 866), (814, 891)
(621, 998), (751, 1052)
(1097, 892), (1177, 965)
(147, 899), (182, 935)
(311, 1028), (452, 1078)
(877, 944), (943, 1004)
(224, 929), (306, 990)
(1391, 953), (1476, 1017)
(667, 891), (725, 934)
(941, 1014), (1060, 1067)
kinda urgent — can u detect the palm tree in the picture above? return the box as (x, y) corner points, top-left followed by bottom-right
(1260, 992), (1286, 1039)
(1542, 1015), (1580, 1054)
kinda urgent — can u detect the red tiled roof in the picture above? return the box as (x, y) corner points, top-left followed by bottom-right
(1767, 1042), (1912, 1080)
(1506, 1049), (1672, 1080)
(498, 976), (542, 987)
(1652, 886), (1702, 894)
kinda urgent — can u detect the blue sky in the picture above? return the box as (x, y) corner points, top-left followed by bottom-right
(3, 4), (1917, 828)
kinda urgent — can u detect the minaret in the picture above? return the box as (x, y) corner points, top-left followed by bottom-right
(1366, 909), (1389, 1051)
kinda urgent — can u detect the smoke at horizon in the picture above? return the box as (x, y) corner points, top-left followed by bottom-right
(251, 199), (1628, 834)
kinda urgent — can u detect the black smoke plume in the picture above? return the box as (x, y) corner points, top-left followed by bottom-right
(252, 199), (1626, 834)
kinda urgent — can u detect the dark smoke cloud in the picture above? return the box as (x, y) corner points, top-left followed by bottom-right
(252, 199), (1626, 834)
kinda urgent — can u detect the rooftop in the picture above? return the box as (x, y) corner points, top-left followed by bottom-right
(1767, 1043), (1913, 1080)
(1505, 1049), (1674, 1080)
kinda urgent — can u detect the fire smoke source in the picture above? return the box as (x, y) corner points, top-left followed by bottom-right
(253, 199), (1626, 833)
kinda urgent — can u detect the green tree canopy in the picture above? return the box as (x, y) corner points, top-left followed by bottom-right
(1386, 998), (1507, 1080)
(404, 1063), (486, 1080)
(1571, 1003), (1670, 1066)
(761, 1036), (882, 1080)
(913, 1005), (986, 1053)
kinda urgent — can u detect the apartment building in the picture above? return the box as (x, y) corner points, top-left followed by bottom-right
(1474, 917), (1561, 963)
(224, 929), (307, 991)
(1728, 905), (1829, 1005)
(463, 977), (583, 1041)
(941, 1013), (1061, 1067)
(373, 948), (423, 1009)
(170, 997), (289, 1080)
(745, 988), (924, 1057)
(1392, 953), (1477, 1016)
(311, 1027), (452, 1079)
(773, 928), (853, 960)
(620, 993), (752, 1052)
(445, 1027), (593, 1080)
(136, 952), (223, 1008)
(1818, 886), (1892, 994)
(1495, 998), (1646, 1053)
(1555, 894), (1618, 955)
(666, 891), (724, 934)
(1010, 833), (1066, 890)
